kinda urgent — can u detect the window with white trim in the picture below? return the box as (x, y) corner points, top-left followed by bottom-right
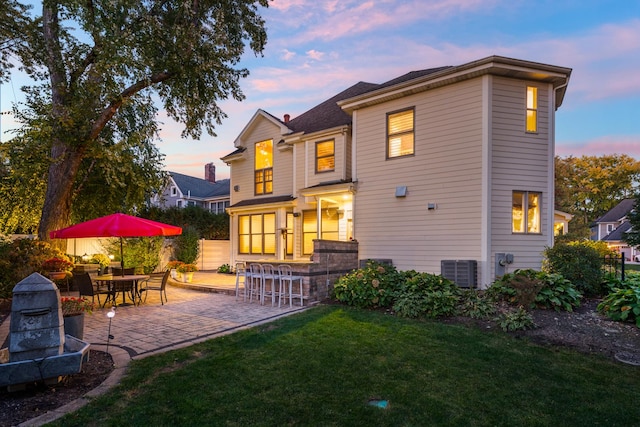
(512, 191), (541, 234)
(238, 213), (276, 255)
(255, 139), (273, 195)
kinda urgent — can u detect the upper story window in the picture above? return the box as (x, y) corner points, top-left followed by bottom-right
(316, 140), (335, 173)
(526, 86), (538, 133)
(387, 108), (414, 158)
(170, 186), (177, 196)
(512, 191), (541, 234)
(255, 139), (273, 195)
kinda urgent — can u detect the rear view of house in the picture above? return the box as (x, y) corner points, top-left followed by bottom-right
(222, 56), (571, 289)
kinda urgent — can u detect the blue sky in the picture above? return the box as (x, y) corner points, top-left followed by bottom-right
(1, 0), (639, 180)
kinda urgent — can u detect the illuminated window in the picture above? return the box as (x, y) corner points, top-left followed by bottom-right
(255, 139), (273, 195)
(238, 213), (276, 254)
(285, 213), (294, 256)
(387, 108), (414, 158)
(316, 140), (335, 173)
(512, 191), (541, 234)
(526, 86), (538, 133)
(302, 208), (340, 255)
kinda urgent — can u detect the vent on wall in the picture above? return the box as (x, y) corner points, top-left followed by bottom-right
(441, 260), (477, 288)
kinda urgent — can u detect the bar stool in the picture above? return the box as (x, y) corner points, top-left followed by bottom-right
(248, 263), (264, 303)
(260, 264), (279, 306)
(235, 261), (249, 301)
(278, 264), (304, 307)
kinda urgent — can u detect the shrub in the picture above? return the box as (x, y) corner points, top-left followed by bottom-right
(458, 290), (497, 320)
(487, 269), (581, 312)
(486, 269), (542, 309)
(393, 272), (460, 319)
(106, 236), (164, 274)
(332, 261), (403, 308)
(534, 273), (582, 312)
(597, 275), (640, 327)
(498, 307), (536, 331)
(543, 242), (604, 296)
(174, 226), (200, 264)
(0, 238), (67, 298)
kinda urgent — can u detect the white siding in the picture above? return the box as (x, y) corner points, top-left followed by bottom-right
(489, 77), (553, 274)
(354, 78), (484, 274)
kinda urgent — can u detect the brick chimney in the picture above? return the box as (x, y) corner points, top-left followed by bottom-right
(205, 162), (216, 183)
(284, 114), (290, 124)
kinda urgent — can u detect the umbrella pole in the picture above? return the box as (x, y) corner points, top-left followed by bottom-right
(120, 237), (125, 276)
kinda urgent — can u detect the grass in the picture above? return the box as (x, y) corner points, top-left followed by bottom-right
(54, 305), (640, 426)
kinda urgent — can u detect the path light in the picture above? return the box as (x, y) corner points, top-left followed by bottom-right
(106, 307), (116, 353)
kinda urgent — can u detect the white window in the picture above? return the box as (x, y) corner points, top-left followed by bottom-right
(171, 186), (177, 196)
(512, 191), (541, 234)
(607, 224), (615, 233)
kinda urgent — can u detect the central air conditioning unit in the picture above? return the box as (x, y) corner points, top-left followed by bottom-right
(441, 260), (477, 289)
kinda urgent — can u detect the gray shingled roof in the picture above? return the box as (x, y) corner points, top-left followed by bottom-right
(594, 199), (636, 223)
(602, 220), (631, 242)
(374, 66), (452, 90)
(286, 81), (380, 135)
(230, 195), (296, 208)
(170, 172), (229, 198)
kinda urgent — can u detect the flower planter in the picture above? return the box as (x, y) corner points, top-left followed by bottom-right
(63, 313), (85, 340)
(183, 272), (194, 283)
(170, 268), (178, 280)
(48, 271), (67, 281)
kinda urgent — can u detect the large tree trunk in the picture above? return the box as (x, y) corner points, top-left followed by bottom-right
(37, 141), (85, 247)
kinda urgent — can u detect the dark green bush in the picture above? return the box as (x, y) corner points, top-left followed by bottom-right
(393, 272), (460, 319)
(597, 272), (640, 327)
(332, 261), (403, 308)
(543, 242), (604, 296)
(0, 238), (67, 298)
(458, 290), (497, 320)
(487, 269), (581, 312)
(174, 226), (200, 264)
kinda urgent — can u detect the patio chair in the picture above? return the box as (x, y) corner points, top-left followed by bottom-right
(110, 267), (136, 303)
(74, 272), (112, 307)
(138, 270), (170, 305)
(278, 265), (304, 307)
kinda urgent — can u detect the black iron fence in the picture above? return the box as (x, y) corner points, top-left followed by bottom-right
(602, 254), (625, 281)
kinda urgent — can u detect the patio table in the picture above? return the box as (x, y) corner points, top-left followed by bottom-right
(95, 274), (150, 306)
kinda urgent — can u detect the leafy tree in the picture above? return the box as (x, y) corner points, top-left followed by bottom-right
(4, 0), (268, 246)
(0, 1), (30, 81)
(624, 195), (640, 247)
(555, 154), (640, 237)
(140, 205), (229, 240)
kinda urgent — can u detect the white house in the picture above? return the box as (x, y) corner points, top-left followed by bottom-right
(222, 56), (572, 287)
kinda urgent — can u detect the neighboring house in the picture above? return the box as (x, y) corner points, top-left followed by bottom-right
(222, 56), (572, 287)
(151, 163), (230, 213)
(591, 198), (639, 261)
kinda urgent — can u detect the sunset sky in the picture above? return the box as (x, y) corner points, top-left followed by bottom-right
(1, 0), (639, 180)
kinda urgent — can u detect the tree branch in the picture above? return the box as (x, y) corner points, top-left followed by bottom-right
(89, 71), (174, 141)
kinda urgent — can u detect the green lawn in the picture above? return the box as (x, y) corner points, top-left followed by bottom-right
(55, 305), (640, 426)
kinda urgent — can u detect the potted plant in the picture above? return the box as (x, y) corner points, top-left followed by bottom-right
(217, 263), (232, 274)
(176, 263), (198, 283)
(166, 260), (184, 280)
(60, 296), (94, 339)
(42, 257), (74, 280)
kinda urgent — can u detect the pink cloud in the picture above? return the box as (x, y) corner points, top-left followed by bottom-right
(556, 136), (640, 159)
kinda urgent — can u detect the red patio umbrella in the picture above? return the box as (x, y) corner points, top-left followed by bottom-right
(50, 213), (182, 274)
